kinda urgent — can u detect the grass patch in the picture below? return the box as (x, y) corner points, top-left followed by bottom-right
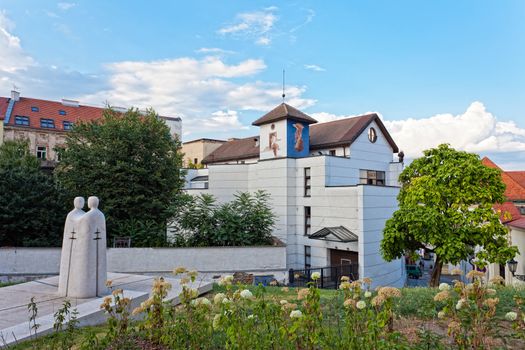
(0, 281), (21, 288)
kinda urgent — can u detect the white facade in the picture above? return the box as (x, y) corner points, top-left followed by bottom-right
(182, 112), (406, 288)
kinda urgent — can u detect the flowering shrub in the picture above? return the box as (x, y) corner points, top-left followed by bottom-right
(433, 270), (500, 348)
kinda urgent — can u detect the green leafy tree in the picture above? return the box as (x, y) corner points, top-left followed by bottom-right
(0, 140), (65, 246)
(172, 191), (276, 246)
(381, 144), (518, 286)
(55, 108), (185, 246)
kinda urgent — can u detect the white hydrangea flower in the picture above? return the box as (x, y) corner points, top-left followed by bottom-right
(247, 314), (255, 319)
(213, 314), (221, 329)
(214, 293), (226, 304)
(290, 310), (303, 318)
(364, 291), (372, 298)
(222, 298), (231, 304)
(240, 289), (253, 299)
(280, 300), (288, 305)
(506, 311), (518, 321)
(438, 283), (450, 291)
(456, 299), (466, 310)
(437, 311), (446, 319)
(356, 300), (366, 309)
(311, 272), (321, 281)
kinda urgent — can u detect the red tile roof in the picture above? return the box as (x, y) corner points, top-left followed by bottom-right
(203, 109), (399, 164)
(509, 217), (525, 230)
(482, 157), (525, 201)
(3, 96), (104, 131)
(494, 202), (522, 223)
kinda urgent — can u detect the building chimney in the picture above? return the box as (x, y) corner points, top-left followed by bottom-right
(62, 99), (79, 107)
(11, 90), (20, 101)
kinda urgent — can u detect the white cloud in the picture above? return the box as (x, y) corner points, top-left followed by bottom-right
(57, 2), (76, 11)
(304, 64), (325, 72)
(313, 102), (525, 159)
(384, 102), (525, 157)
(202, 110), (249, 132)
(196, 47), (235, 55)
(79, 56), (315, 134)
(0, 11), (34, 73)
(218, 8), (277, 45)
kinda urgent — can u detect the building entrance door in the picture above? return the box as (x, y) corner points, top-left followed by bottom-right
(330, 249), (358, 266)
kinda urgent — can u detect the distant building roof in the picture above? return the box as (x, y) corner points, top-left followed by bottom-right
(2, 93), (180, 132)
(203, 136), (260, 164)
(183, 138), (226, 145)
(3, 96), (104, 131)
(509, 217), (525, 230)
(252, 103), (318, 126)
(203, 108), (399, 164)
(494, 202), (522, 223)
(482, 157), (525, 200)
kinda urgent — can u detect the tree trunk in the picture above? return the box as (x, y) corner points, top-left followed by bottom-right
(429, 256), (443, 287)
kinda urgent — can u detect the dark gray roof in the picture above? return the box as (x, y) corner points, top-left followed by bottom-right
(252, 103), (317, 126)
(308, 226), (358, 243)
(190, 175), (209, 182)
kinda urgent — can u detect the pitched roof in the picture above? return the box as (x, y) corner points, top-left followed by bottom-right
(494, 202), (522, 223)
(202, 136), (260, 164)
(203, 112), (399, 164)
(252, 103), (318, 126)
(482, 157), (525, 201)
(3, 96), (104, 131)
(310, 113), (398, 152)
(509, 217), (525, 230)
(308, 226), (358, 243)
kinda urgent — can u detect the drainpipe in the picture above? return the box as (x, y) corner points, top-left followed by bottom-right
(4, 90), (19, 124)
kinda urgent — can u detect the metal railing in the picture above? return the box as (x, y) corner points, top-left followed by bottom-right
(288, 263), (359, 289)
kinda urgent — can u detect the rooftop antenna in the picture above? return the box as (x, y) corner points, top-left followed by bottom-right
(12, 84), (19, 92)
(282, 69), (286, 102)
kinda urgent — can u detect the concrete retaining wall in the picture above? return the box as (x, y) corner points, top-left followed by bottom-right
(0, 246), (287, 280)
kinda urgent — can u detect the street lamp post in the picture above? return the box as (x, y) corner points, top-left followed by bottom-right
(507, 258), (525, 281)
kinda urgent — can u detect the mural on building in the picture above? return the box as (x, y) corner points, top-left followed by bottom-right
(287, 120), (309, 158)
(260, 122), (285, 159)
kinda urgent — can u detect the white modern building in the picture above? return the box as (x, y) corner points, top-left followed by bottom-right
(183, 103), (406, 287)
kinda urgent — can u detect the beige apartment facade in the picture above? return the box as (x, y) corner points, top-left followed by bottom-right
(181, 138), (225, 167)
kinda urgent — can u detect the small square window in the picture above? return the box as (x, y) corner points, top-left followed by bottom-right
(40, 118), (55, 129)
(59, 110), (67, 116)
(63, 121), (73, 130)
(14, 116), (30, 126)
(31, 106), (39, 112)
(36, 146), (47, 160)
(329, 149), (336, 156)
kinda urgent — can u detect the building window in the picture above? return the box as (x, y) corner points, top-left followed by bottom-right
(359, 169), (386, 186)
(40, 118), (55, 129)
(305, 246), (311, 269)
(14, 115), (30, 126)
(329, 149), (336, 156)
(63, 121), (73, 130)
(304, 167), (311, 197)
(304, 206), (311, 235)
(36, 146), (47, 160)
(31, 106), (39, 112)
(194, 158), (198, 164)
(59, 110), (67, 115)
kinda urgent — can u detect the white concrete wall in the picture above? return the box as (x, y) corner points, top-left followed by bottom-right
(359, 185), (405, 288)
(0, 246), (287, 277)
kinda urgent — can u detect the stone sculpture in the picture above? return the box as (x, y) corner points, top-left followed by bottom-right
(58, 196), (108, 298)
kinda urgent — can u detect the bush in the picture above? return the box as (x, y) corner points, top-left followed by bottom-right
(171, 190), (276, 247)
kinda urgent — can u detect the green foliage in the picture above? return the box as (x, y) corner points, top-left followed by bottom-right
(381, 144), (518, 272)
(186, 158), (204, 169)
(0, 140), (65, 247)
(55, 108), (185, 245)
(172, 190), (276, 246)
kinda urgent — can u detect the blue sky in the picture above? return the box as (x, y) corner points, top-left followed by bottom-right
(1, 1), (524, 168)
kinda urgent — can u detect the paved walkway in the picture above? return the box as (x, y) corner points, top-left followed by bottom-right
(0, 272), (213, 346)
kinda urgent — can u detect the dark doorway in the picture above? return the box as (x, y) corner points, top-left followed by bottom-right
(330, 249), (358, 266)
